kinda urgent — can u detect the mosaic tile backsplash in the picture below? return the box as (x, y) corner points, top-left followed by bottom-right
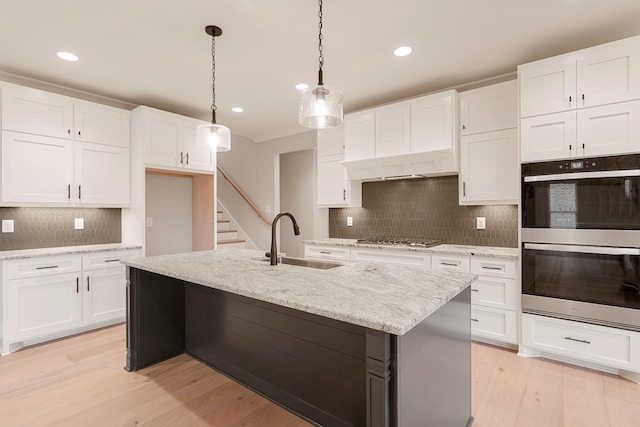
(0, 208), (121, 251)
(329, 176), (518, 248)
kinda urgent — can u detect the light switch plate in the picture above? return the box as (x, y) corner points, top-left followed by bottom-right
(2, 219), (14, 233)
(146, 217), (153, 227)
(74, 218), (84, 230)
(476, 217), (486, 230)
(347, 216), (353, 227)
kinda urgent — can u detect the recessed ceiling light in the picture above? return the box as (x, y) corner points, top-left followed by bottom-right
(231, 107), (244, 113)
(57, 51), (79, 62)
(295, 83), (309, 91)
(394, 46), (413, 57)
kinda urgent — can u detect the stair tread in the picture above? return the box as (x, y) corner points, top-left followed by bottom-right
(217, 219), (231, 223)
(218, 239), (246, 244)
(217, 229), (238, 233)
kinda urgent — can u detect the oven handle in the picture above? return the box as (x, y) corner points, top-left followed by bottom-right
(523, 169), (640, 182)
(524, 243), (640, 256)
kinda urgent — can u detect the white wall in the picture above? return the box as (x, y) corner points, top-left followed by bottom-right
(145, 174), (192, 256)
(217, 130), (325, 251)
(279, 149), (316, 258)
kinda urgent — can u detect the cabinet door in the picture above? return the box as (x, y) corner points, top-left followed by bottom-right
(351, 249), (430, 268)
(577, 100), (640, 158)
(459, 129), (518, 205)
(344, 110), (375, 160)
(317, 126), (344, 156)
(1, 131), (73, 203)
(82, 266), (126, 326)
(182, 118), (214, 172)
(431, 254), (470, 273)
(143, 108), (181, 168)
(304, 245), (351, 262)
(460, 80), (517, 135)
(7, 272), (82, 342)
(410, 91), (455, 153)
(317, 153), (349, 207)
(470, 276), (517, 310)
(519, 57), (576, 117)
(74, 100), (130, 147)
(1, 83), (74, 138)
(75, 142), (130, 205)
(471, 306), (517, 344)
(375, 102), (410, 157)
(520, 111), (577, 162)
(577, 36), (640, 108)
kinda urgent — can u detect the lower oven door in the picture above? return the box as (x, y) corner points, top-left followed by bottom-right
(522, 243), (640, 330)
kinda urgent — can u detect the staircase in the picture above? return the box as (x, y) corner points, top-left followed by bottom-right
(216, 209), (248, 249)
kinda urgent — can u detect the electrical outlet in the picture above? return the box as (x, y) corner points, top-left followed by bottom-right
(265, 205), (272, 214)
(74, 218), (84, 230)
(146, 217), (153, 227)
(2, 219), (14, 233)
(476, 217), (486, 230)
(347, 216), (353, 227)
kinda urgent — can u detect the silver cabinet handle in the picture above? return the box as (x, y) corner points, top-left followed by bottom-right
(441, 262), (458, 267)
(320, 251), (331, 254)
(36, 265), (58, 270)
(481, 266), (503, 271)
(524, 243), (640, 256)
(104, 259), (120, 263)
(565, 336), (591, 344)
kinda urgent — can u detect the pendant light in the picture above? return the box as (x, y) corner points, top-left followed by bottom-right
(197, 25), (231, 152)
(298, 0), (343, 129)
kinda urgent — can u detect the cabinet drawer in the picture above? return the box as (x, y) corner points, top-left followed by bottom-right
(431, 254), (470, 273)
(471, 276), (517, 310)
(470, 257), (516, 278)
(7, 255), (82, 279)
(351, 249), (430, 268)
(304, 245), (350, 262)
(522, 314), (640, 371)
(471, 306), (517, 344)
(82, 249), (141, 271)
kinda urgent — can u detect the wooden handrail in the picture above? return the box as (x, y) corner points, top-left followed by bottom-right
(217, 165), (272, 226)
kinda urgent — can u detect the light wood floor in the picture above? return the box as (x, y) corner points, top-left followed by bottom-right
(0, 325), (638, 426)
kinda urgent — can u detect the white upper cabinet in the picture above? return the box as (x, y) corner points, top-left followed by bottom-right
(375, 102), (411, 157)
(520, 35), (640, 118)
(460, 80), (517, 135)
(410, 90), (456, 153)
(139, 106), (213, 173)
(74, 142), (130, 206)
(520, 111), (577, 162)
(458, 81), (518, 205)
(1, 83), (74, 138)
(344, 110), (375, 161)
(316, 126), (362, 208)
(73, 100), (130, 147)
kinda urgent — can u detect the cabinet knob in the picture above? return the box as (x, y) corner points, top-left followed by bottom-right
(569, 95), (572, 104)
(78, 131), (81, 137)
(68, 129), (71, 136)
(462, 124), (466, 130)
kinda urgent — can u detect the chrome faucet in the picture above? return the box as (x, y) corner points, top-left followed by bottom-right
(268, 212), (300, 265)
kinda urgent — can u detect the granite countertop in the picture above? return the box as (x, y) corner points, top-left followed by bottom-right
(0, 243), (142, 261)
(303, 239), (519, 259)
(123, 248), (477, 336)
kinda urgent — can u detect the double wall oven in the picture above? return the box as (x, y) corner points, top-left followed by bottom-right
(521, 154), (640, 331)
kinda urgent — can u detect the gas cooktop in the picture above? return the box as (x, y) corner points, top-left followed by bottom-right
(355, 238), (441, 248)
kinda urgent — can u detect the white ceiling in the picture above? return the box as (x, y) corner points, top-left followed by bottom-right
(1, 0), (640, 143)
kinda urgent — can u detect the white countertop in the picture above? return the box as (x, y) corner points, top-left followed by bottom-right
(0, 243), (142, 261)
(123, 248), (477, 336)
(303, 239), (519, 259)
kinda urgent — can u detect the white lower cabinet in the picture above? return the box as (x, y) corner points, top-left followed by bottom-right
(471, 306), (517, 344)
(1, 248), (140, 355)
(304, 245), (351, 263)
(351, 248), (430, 268)
(7, 271), (82, 342)
(431, 254), (471, 273)
(522, 314), (640, 372)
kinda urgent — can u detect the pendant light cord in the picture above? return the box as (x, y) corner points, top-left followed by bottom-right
(210, 32), (217, 124)
(317, 0), (324, 86)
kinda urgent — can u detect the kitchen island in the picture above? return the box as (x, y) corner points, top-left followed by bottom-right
(124, 249), (477, 427)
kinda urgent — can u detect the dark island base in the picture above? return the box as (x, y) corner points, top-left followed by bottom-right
(126, 267), (473, 427)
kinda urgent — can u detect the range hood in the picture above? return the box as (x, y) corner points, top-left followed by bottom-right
(340, 148), (458, 181)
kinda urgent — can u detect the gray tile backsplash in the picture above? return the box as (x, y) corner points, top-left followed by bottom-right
(0, 208), (121, 251)
(329, 176), (518, 248)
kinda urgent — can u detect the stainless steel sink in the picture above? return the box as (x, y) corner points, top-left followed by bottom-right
(264, 256), (342, 270)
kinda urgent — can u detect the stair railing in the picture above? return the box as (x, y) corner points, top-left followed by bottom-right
(217, 165), (272, 226)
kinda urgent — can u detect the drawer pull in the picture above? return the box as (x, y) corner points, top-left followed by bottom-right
(471, 318), (479, 322)
(104, 259), (120, 263)
(481, 266), (503, 271)
(470, 288), (479, 292)
(319, 251), (331, 255)
(36, 265), (58, 270)
(441, 262), (458, 267)
(564, 336), (591, 344)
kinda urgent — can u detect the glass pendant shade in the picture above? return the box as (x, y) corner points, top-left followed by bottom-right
(197, 122), (231, 152)
(299, 85), (343, 129)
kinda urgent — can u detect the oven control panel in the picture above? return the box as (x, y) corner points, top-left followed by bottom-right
(522, 154), (640, 176)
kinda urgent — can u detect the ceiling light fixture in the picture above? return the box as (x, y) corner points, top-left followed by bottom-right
(298, 0), (343, 129)
(295, 83), (309, 91)
(394, 46), (413, 57)
(57, 51), (79, 62)
(196, 25), (231, 152)
(231, 107), (244, 113)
